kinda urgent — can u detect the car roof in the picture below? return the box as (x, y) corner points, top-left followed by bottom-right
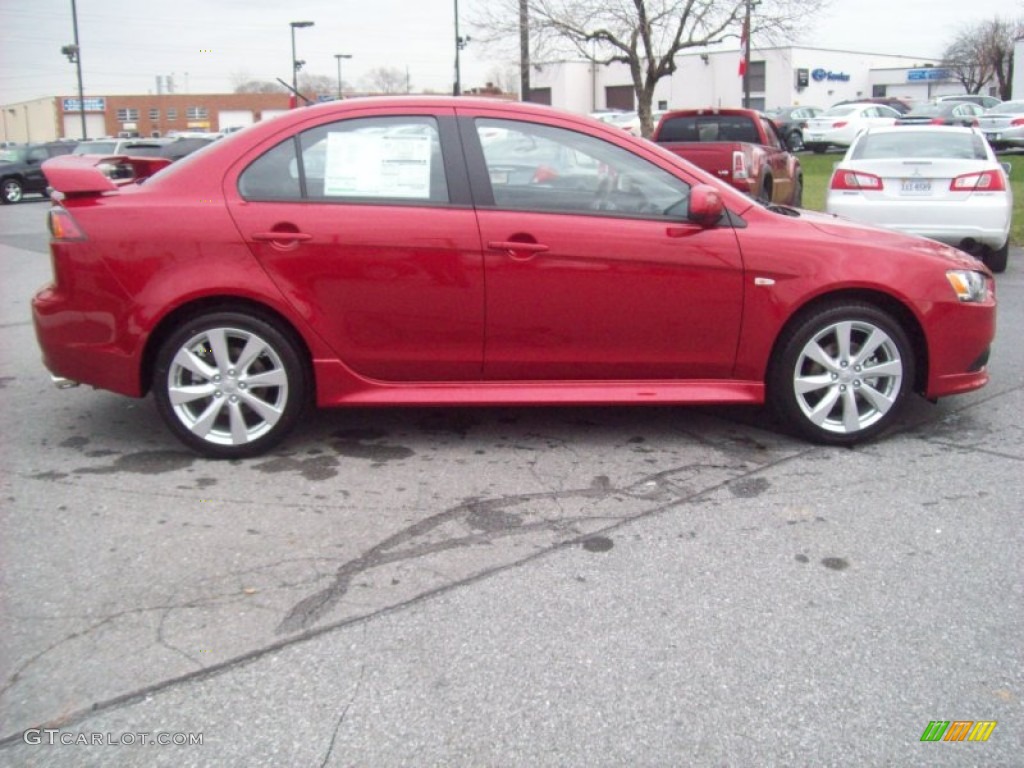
(859, 125), (978, 136)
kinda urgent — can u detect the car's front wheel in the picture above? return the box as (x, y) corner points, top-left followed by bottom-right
(152, 311), (308, 458)
(2, 177), (24, 204)
(787, 130), (804, 152)
(770, 303), (915, 445)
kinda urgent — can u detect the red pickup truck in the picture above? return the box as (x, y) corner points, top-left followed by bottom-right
(652, 108), (803, 206)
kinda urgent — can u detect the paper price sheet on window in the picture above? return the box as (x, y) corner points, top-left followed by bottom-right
(323, 131), (432, 199)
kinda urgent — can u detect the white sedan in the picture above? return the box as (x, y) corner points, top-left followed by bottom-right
(803, 103), (901, 153)
(825, 126), (1012, 272)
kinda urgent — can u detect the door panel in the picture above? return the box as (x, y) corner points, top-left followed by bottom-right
(226, 112), (485, 382)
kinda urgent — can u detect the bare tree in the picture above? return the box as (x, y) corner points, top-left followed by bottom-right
(486, 63), (522, 96)
(473, 0), (830, 137)
(298, 73), (337, 99)
(363, 67), (410, 94)
(230, 70), (285, 94)
(943, 17), (1022, 98)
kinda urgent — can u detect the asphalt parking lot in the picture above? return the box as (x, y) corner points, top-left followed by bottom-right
(1, 197), (1021, 766)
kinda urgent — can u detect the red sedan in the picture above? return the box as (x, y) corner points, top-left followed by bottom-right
(34, 97), (995, 457)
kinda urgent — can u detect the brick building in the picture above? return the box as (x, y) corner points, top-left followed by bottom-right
(1, 93), (292, 143)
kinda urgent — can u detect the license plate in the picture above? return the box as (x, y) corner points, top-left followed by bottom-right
(806, 133), (822, 141)
(488, 170), (509, 185)
(901, 179), (932, 194)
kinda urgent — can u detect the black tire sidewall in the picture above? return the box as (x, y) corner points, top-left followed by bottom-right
(769, 303), (915, 445)
(152, 311), (308, 458)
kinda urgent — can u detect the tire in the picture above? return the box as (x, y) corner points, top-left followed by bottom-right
(152, 311), (308, 458)
(787, 130), (804, 152)
(757, 177), (773, 204)
(769, 302), (915, 445)
(982, 240), (1008, 274)
(791, 174), (803, 207)
(2, 177), (23, 204)
(807, 143), (827, 155)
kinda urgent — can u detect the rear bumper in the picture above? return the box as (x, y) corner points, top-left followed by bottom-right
(826, 196), (1011, 250)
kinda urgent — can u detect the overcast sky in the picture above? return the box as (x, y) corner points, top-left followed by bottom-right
(0, 0), (1018, 104)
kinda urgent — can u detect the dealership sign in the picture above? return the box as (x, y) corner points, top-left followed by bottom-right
(62, 97), (106, 112)
(907, 68), (950, 81)
(811, 68), (851, 82)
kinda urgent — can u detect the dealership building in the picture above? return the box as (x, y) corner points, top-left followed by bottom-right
(528, 45), (1000, 114)
(0, 92), (291, 144)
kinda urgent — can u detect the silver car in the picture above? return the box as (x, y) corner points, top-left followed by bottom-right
(825, 127), (1012, 273)
(977, 100), (1024, 150)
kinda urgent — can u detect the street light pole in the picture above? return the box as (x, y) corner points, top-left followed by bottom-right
(453, 0), (470, 95)
(70, 0), (87, 139)
(335, 54), (352, 100)
(290, 21), (314, 108)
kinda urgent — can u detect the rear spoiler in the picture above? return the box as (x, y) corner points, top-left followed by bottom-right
(42, 154), (172, 197)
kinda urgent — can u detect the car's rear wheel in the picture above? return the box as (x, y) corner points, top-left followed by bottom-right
(770, 303), (914, 445)
(152, 311), (308, 458)
(787, 130), (804, 152)
(791, 174), (803, 207)
(983, 240), (1009, 274)
(2, 178), (23, 204)
(807, 143), (827, 154)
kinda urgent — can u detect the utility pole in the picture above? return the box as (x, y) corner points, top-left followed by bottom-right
(519, 0), (530, 101)
(742, 0), (754, 109)
(69, 0), (87, 139)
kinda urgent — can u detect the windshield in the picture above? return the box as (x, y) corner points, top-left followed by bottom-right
(73, 141), (118, 155)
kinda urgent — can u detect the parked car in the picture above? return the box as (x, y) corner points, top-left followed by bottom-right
(803, 103), (901, 153)
(976, 100), (1024, 150)
(825, 126), (1011, 272)
(653, 108), (803, 205)
(159, 135), (219, 161)
(833, 97), (915, 114)
(36, 97), (995, 457)
(935, 94), (1003, 110)
(896, 101), (986, 127)
(0, 141), (76, 203)
(601, 110), (642, 136)
(72, 138), (169, 157)
(765, 106), (823, 151)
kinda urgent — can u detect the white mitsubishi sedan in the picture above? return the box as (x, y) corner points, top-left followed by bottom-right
(825, 126), (1012, 272)
(803, 103), (901, 153)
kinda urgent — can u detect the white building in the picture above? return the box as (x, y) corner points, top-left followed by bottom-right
(529, 45), (980, 114)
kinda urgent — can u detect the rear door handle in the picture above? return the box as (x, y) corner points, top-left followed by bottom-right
(487, 241), (550, 259)
(252, 232), (312, 243)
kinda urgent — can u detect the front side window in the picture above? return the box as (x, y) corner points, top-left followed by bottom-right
(476, 118), (690, 218)
(239, 116), (447, 204)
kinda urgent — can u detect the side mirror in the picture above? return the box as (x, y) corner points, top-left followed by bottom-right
(688, 183), (724, 226)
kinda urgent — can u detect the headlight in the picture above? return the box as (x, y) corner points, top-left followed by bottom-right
(946, 270), (988, 303)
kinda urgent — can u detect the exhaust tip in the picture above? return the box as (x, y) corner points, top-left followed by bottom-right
(50, 375), (80, 389)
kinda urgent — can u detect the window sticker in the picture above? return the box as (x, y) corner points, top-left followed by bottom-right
(323, 131), (432, 198)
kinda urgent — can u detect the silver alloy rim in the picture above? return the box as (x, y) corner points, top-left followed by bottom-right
(167, 327), (289, 446)
(792, 319), (903, 435)
(3, 181), (21, 203)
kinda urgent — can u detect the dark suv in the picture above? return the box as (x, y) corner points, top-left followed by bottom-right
(1, 142), (77, 203)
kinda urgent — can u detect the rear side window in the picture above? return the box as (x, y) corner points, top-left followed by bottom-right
(239, 116), (448, 204)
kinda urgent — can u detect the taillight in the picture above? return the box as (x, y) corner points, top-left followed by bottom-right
(48, 208), (87, 241)
(531, 165), (558, 184)
(929, 117), (946, 125)
(832, 121), (848, 128)
(970, 118), (979, 127)
(732, 150), (748, 180)
(1011, 117), (1024, 127)
(830, 170), (883, 191)
(949, 170), (1007, 191)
